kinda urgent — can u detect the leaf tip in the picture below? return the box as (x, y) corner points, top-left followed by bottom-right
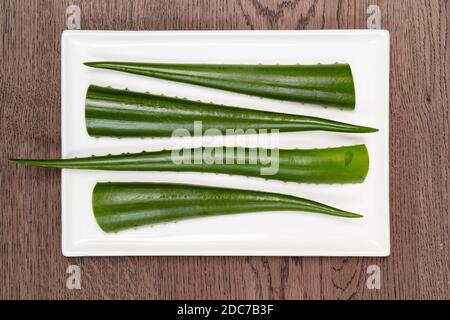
(348, 212), (364, 218)
(357, 125), (379, 133)
(366, 127), (379, 133)
(83, 61), (97, 68)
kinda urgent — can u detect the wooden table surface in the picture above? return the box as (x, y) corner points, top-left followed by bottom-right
(1, 0), (449, 300)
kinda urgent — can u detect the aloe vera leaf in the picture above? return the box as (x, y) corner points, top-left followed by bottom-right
(11, 144), (369, 184)
(84, 62), (356, 109)
(85, 85), (377, 137)
(93, 182), (362, 232)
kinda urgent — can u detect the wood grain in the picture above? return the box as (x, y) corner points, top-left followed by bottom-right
(0, 0), (449, 300)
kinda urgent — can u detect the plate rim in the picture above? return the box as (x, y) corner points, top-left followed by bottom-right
(60, 29), (390, 257)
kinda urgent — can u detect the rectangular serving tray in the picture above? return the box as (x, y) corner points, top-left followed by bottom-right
(61, 30), (390, 256)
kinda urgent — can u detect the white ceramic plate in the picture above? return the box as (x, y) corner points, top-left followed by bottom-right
(61, 30), (390, 256)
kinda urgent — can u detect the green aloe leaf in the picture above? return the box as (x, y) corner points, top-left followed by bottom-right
(85, 85), (377, 137)
(93, 182), (363, 232)
(11, 144), (370, 184)
(84, 62), (356, 109)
